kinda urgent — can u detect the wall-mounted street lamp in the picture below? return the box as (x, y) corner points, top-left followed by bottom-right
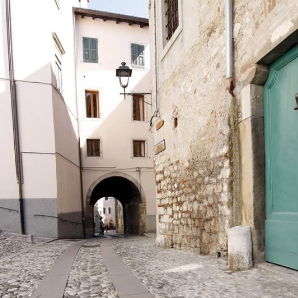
(116, 62), (132, 98)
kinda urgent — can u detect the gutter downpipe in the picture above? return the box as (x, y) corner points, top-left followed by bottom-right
(153, 0), (159, 116)
(152, 0), (159, 236)
(6, 0), (25, 234)
(149, 0), (159, 129)
(225, 0), (235, 96)
(72, 9), (85, 238)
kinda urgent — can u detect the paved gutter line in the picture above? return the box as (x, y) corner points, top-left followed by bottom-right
(31, 240), (86, 298)
(101, 239), (154, 298)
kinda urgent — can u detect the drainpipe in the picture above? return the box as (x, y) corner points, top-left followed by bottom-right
(72, 10), (85, 238)
(153, 0), (159, 116)
(149, 0), (159, 128)
(6, 0), (25, 234)
(225, 0), (235, 96)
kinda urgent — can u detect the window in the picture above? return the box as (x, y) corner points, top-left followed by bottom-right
(165, 0), (179, 40)
(133, 95), (145, 121)
(83, 37), (98, 63)
(133, 140), (146, 157)
(103, 208), (106, 214)
(108, 207), (111, 214)
(52, 33), (65, 93)
(131, 43), (145, 68)
(85, 91), (100, 118)
(105, 197), (109, 201)
(87, 139), (101, 157)
(54, 56), (62, 92)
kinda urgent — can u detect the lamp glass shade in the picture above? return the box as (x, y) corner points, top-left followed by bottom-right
(116, 62), (132, 78)
(116, 69), (132, 77)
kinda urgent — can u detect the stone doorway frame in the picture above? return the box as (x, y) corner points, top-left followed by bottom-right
(238, 64), (268, 263)
(84, 171), (147, 238)
(239, 29), (298, 263)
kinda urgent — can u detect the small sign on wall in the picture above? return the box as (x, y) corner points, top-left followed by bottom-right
(155, 139), (166, 155)
(156, 119), (164, 131)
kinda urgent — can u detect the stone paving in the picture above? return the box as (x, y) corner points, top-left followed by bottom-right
(1, 233), (298, 297)
(0, 234), (34, 260)
(0, 236), (72, 298)
(113, 236), (298, 298)
(63, 241), (118, 298)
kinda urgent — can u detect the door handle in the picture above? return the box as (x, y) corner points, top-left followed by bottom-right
(294, 93), (298, 110)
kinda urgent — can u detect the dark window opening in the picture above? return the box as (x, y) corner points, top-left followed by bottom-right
(133, 140), (146, 157)
(86, 91), (100, 118)
(54, 56), (62, 92)
(133, 95), (145, 121)
(87, 139), (101, 157)
(165, 0), (179, 40)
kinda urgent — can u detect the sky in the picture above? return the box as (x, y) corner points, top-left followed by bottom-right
(88, 0), (149, 18)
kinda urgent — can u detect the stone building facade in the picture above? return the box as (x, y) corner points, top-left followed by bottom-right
(149, 0), (298, 269)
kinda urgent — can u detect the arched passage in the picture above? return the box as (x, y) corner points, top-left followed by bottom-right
(84, 172), (146, 238)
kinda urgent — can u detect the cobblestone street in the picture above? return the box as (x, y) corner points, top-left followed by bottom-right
(1, 232), (298, 297)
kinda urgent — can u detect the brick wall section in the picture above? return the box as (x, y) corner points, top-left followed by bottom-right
(155, 153), (231, 255)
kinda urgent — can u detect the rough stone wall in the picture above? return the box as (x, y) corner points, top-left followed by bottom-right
(150, 0), (298, 257)
(115, 200), (124, 234)
(151, 0), (233, 256)
(155, 154), (231, 255)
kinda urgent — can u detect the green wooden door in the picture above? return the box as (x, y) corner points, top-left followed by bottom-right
(264, 44), (298, 270)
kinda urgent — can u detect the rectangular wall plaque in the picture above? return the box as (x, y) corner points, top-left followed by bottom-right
(155, 139), (166, 155)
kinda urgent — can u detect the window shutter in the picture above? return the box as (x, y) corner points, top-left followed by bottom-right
(131, 44), (138, 66)
(91, 38), (98, 63)
(131, 44), (145, 67)
(83, 37), (90, 62)
(139, 45), (144, 66)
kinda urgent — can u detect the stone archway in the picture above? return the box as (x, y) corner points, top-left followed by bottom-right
(84, 172), (147, 238)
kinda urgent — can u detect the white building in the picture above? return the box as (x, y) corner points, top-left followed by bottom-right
(0, 0), (156, 238)
(74, 8), (156, 236)
(95, 197), (116, 227)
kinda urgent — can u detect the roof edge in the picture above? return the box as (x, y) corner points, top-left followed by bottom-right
(74, 7), (149, 27)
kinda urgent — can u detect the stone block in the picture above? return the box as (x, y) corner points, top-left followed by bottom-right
(166, 207), (173, 215)
(155, 235), (165, 247)
(228, 226), (253, 271)
(159, 222), (166, 230)
(158, 207), (165, 215)
(161, 214), (170, 223)
(214, 184), (223, 193)
(161, 180), (167, 190)
(206, 184), (214, 195)
(182, 202), (188, 211)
